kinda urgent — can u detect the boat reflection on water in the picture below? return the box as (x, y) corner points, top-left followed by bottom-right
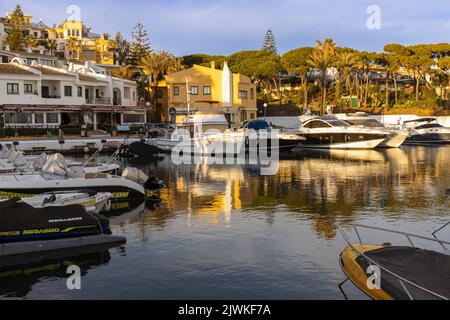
(0, 243), (123, 298)
(130, 146), (449, 241)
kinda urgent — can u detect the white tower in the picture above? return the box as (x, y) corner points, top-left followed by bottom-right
(222, 62), (233, 107)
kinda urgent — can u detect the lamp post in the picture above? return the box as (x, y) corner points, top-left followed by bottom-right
(263, 103), (268, 120)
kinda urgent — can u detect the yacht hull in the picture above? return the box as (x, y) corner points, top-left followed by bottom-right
(405, 133), (450, 145)
(378, 133), (408, 148)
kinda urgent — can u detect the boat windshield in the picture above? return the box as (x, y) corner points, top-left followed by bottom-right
(415, 123), (444, 130)
(327, 120), (350, 127)
(345, 119), (384, 128)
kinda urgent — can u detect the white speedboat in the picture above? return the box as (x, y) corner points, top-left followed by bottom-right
(0, 172), (146, 200)
(339, 113), (408, 148)
(21, 191), (112, 214)
(0, 147), (119, 174)
(403, 118), (450, 145)
(295, 117), (404, 150)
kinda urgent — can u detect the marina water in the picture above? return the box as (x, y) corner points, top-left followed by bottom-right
(0, 146), (448, 300)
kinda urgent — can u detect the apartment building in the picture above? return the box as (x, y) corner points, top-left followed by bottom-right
(163, 62), (258, 126)
(0, 10), (114, 65)
(0, 58), (146, 131)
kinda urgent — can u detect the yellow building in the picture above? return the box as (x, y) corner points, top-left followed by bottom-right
(46, 20), (114, 65)
(163, 62), (257, 126)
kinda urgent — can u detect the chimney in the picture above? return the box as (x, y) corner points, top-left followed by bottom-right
(211, 61), (216, 70)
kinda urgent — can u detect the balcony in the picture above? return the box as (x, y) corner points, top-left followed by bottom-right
(85, 97), (112, 105)
(42, 95), (61, 99)
(113, 98), (122, 106)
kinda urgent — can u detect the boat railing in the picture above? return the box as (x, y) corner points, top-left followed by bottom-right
(337, 223), (450, 300)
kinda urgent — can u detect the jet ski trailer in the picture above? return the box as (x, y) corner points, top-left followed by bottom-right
(0, 199), (125, 257)
(338, 224), (450, 300)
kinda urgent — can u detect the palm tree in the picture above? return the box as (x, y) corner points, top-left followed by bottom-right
(335, 51), (360, 108)
(140, 51), (176, 103)
(26, 35), (38, 51)
(46, 38), (57, 56)
(307, 39), (336, 114)
(110, 66), (134, 80)
(66, 37), (81, 60)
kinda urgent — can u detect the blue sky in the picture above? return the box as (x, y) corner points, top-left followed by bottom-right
(2, 0), (450, 56)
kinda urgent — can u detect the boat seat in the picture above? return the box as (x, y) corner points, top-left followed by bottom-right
(85, 173), (109, 179)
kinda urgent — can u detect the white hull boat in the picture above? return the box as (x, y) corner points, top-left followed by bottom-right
(21, 191), (112, 214)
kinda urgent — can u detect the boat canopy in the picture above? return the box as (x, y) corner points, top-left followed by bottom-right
(357, 246), (450, 300)
(242, 120), (270, 131)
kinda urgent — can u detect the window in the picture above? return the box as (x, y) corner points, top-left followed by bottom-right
(250, 113), (256, 120)
(41, 59), (53, 67)
(250, 88), (255, 100)
(123, 113), (145, 124)
(35, 112), (44, 124)
(16, 112), (33, 124)
(24, 84), (33, 94)
(239, 90), (248, 100)
(64, 86), (72, 97)
(304, 120), (332, 128)
(173, 86), (180, 96)
(95, 89), (100, 98)
(190, 86), (198, 95)
(46, 113), (59, 124)
(77, 86), (83, 97)
(203, 86), (211, 95)
(7, 83), (19, 95)
(240, 111), (248, 122)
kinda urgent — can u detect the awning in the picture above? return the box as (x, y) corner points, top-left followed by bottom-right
(1, 105), (149, 113)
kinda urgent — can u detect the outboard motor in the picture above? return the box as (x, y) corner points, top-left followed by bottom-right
(144, 176), (166, 191)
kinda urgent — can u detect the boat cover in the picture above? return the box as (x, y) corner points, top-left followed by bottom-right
(41, 153), (68, 176)
(357, 246), (450, 300)
(0, 199), (111, 243)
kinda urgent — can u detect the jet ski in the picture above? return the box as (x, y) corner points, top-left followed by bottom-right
(0, 198), (125, 256)
(338, 224), (450, 300)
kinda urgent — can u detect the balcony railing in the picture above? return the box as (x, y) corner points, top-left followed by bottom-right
(42, 95), (61, 99)
(113, 98), (122, 106)
(85, 97), (112, 105)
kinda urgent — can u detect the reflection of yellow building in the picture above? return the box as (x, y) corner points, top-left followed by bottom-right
(162, 62), (258, 126)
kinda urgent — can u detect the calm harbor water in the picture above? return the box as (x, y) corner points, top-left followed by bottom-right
(0, 146), (449, 300)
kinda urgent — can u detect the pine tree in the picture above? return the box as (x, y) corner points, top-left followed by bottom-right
(262, 28), (278, 55)
(5, 5), (25, 51)
(130, 23), (151, 65)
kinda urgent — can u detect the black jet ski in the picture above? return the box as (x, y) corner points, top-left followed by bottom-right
(0, 199), (125, 256)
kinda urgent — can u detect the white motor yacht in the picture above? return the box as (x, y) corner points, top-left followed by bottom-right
(295, 117), (405, 149)
(403, 118), (450, 145)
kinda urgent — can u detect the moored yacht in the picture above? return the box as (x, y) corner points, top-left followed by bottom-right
(403, 118), (450, 145)
(295, 117), (401, 149)
(154, 112), (305, 155)
(338, 113), (408, 148)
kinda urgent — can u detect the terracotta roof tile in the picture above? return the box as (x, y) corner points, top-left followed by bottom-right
(0, 64), (36, 75)
(31, 66), (73, 77)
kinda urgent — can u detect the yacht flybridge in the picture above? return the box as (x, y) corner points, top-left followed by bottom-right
(295, 117), (407, 149)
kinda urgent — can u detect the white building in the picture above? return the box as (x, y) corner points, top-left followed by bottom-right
(0, 58), (147, 131)
(0, 22), (5, 49)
